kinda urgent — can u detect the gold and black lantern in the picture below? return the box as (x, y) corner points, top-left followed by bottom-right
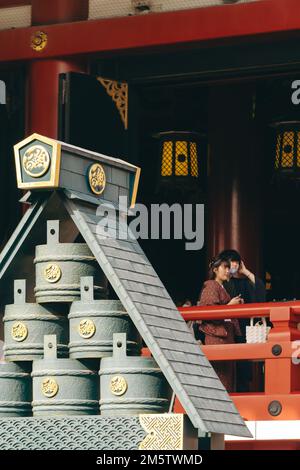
(154, 131), (203, 191)
(271, 121), (300, 179)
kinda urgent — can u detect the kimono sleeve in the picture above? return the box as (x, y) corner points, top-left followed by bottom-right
(199, 282), (221, 306)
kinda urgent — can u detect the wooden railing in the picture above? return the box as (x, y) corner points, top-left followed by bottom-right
(175, 301), (300, 421)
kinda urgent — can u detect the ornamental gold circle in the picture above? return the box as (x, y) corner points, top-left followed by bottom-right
(44, 263), (62, 283)
(88, 163), (106, 195)
(41, 377), (59, 398)
(110, 375), (128, 396)
(22, 145), (50, 178)
(11, 322), (28, 342)
(78, 319), (96, 339)
(31, 31), (48, 52)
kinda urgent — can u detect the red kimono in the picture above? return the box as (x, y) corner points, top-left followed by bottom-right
(198, 280), (241, 392)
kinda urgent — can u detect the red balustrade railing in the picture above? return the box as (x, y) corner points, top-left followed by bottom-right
(175, 301), (300, 421)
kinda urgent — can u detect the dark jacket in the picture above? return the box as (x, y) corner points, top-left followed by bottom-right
(223, 276), (266, 304)
(223, 276), (266, 340)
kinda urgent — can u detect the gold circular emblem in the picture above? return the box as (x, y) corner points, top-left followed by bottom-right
(22, 145), (50, 178)
(78, 319), (96, 339)
(44, 263), (62, 283)
(110, 375), (128, 396)
(31, 31), (48, 52)
(41, 377), (59, 398)
(11, 322), (28, 342)
(88, 163), (106, 195)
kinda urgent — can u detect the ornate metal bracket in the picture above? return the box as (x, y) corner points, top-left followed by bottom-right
(97, 77), (128, 130)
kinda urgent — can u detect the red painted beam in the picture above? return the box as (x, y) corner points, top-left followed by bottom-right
(179, 300), (300, 321)
(201, 341), (293, 361)
(231, 394), (300, 421)
(0, 0), (300, 62)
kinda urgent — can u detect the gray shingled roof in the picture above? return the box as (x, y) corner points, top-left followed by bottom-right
(63, 195), (251, 438)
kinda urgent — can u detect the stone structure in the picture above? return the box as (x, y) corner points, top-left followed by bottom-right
(0, 134), (251, 450)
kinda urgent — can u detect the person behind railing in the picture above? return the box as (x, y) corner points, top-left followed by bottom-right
(197, 256), (243, 392)
(218, 249), (266, 308)
(218, 249), (266, 392)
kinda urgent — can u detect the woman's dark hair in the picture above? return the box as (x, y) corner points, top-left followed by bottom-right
(209, 257), (230, 279)
(218, 249), (241, 263)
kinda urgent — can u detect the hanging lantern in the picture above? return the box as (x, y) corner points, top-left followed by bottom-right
(271, 121), (300, 180)
(154, 131), (203, 191)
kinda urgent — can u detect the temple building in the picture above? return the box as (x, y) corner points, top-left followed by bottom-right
(1, 0), (300, 450)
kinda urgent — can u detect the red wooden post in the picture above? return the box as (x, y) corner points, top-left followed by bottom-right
(26, 0), (88, 138)
(206, 85), (264, 276)
(264, 306), (300, 394)
(26, 59), (86, 138)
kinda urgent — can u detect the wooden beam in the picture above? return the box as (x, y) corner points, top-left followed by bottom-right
(231, 394), (300, 421)
(201, 341), (293, 361)
(0, 0), (300, 62)
(180, 301), (300, 321)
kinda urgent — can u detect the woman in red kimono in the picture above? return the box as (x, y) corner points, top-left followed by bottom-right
(198, 257), (243, 392)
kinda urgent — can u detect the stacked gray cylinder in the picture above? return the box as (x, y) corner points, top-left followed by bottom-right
(68, 276), (141, 358)
(3, 280), (69, 361)
(32, 336), (99, 416)
(100, 334), (170, 415)
(0, 362), (31, 417)
(0, 219), (171, 418)
(34, 220), (107, 303)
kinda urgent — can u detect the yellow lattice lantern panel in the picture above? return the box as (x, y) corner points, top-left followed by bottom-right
(281, 132), (294, 168)
(175, 141), (189, 176)
(161, 141), (173, 176)
(271, 121), (300, 179)
(155, 131), (203, 189)
(190, 142), (199, 177)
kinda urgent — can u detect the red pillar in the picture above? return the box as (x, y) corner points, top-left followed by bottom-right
(26, 59), (86, 138)
(207, 84), (264, 276)
(26, 0), (88, 138)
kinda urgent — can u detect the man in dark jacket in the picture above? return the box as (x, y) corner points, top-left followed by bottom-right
(218, 249), (266, 391)
(218, 249), (265, 306)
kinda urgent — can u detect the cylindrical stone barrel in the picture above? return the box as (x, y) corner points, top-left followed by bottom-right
(99, 333), (171, 415)
(69, 277), (141, 359)
(3, 280), (69, 361)
(34, 220), (107, 303)
(32, 335), (99, 416)
(0, 362), (32, 417)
